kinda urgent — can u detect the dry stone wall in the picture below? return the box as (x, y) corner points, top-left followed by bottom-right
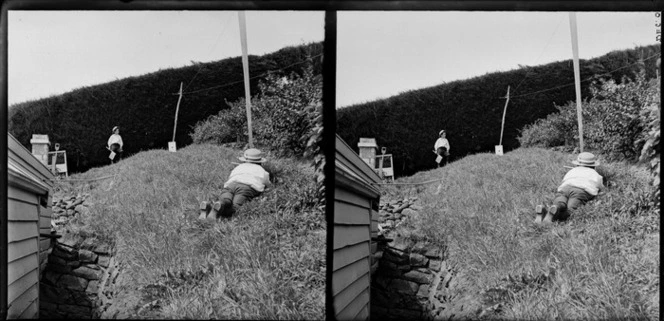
(371, 196), (455, 320)
(40, 193), (119, 319)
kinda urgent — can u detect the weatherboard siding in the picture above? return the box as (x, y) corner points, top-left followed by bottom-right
(7, 186), (41, 319)
(337, 288), (370, 321)
(8, 239), (38, 263)
(6, 134), (55, 319)
(333, 242), (371, 272)
(354, 304), (370, 321)
(7, 269), (39, 305)
(334, 135), (381, 321)
(334, 186), (372, 320)
(333, 273), (371, 316)
(8, 283), (39, 319)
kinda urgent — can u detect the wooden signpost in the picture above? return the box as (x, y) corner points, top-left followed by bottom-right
(169, 81), (183, 152)
(496, 85), (510, 155)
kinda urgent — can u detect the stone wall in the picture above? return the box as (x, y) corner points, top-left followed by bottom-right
(375, 196), (422, 234)
(371, 196), (454, 320)
(40, 193), (118, 319)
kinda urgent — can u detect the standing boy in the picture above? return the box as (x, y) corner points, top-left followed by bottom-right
(434, 129), (451, 167)
(107, 126), (124, 164)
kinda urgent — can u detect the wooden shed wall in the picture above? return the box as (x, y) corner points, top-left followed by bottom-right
(333, 187), (371, 321)
(7, 187), (41, 319)
(7, 134), (54, 320)
(333, 135), (382, 321)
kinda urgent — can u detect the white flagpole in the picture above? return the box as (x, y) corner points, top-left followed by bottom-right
(569, 12), (584, 152)
(238, 11), (254, 148)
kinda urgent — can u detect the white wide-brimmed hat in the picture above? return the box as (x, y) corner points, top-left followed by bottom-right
(572, 152), (600, 167)
(112, 126), (119, 132)
(439, 129), (446, 136)
(239, 148), (267, 163)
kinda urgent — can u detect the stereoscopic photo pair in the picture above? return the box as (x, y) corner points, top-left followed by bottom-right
(5, 6), (660, 321)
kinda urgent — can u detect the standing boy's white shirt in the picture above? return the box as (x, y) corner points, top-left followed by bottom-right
(558, 166), (604, 196)
(107, 134), (123, 148)
(434, 138), (450, 152)
(224, 163), (271, 192)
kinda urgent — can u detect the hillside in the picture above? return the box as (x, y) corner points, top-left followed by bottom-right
(379, 148), (659, 319)
(46, 144), (325, 319)
(8, 42), (323, 173)
(337, 44), (660, 176)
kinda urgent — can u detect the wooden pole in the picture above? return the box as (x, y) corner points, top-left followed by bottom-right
(499, 85), (510, 146)
(657, 58), (660, 79)
(63, 151), (68, 177)
(238, 11), (254, 148)
(569, 12), (584, 152)
(378, 154), (385, 179)
(51, 152), (57, 175)
(172, 82), (183, 142)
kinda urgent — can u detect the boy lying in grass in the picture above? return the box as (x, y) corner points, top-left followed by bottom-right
(535, 152), (604, 224)
(199, 148), (271, 221)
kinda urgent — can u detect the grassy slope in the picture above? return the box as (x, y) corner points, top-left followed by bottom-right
(56, 143), (325, 319)
(385, 147), (659, 320)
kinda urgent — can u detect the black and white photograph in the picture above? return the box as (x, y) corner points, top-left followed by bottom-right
(333, 10), (660, 320)
(2, 2), (662, 321)
(5, 9), (325, 319)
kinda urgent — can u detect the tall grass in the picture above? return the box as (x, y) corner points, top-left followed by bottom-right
(57, 143), (325, 319)
(388, 147), (659, 320)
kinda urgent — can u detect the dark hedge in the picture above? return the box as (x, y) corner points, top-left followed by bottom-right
(337, 45), (660, 177)
(9, 42), (323, 173)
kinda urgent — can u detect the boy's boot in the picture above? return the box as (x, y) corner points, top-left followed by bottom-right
(543, 205), (558, 224)
(534, 205), (546, 223)
(220, 200), (234, 218)
(199, 201), (210, 220)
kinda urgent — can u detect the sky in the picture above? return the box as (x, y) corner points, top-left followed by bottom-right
(337, 11), (660, 108)
(8, 11), (324, 105)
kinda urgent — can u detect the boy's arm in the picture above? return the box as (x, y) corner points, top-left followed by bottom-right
(596, 174), (606, 195)
(265, 170), (273, 186)
(600, 175), (607, 190)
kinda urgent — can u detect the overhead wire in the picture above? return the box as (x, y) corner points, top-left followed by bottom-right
(158, 10), (322, 114)
(509, 52), (660, 99)
(512, 15), (566, 93)
(156, 51), (322, 115)
(181, 52), (324, 95)
(182, 12), (234, 93)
